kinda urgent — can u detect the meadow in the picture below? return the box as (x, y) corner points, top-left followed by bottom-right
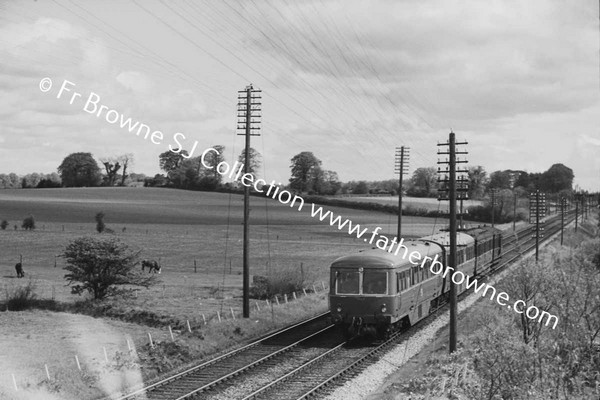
(336, 195), (483, 212)
(0, 187), (449, 399)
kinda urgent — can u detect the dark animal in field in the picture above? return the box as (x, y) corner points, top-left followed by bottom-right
(141, 259), (161, 274)
(15, 262), (24, 278)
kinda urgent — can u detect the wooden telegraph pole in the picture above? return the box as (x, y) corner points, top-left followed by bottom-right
(437, 132), (468, 353)
(395, 146), (410, 240)
(237, 84), (261, 318)
(529, 190), (546, 261)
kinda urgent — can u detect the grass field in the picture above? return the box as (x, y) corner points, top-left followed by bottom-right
(335, 195), (483, 212)
(0, 187), (450, 399)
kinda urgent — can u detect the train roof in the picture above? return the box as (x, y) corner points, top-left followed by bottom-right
(331, 239), (443, 269)
(419, 232), (474, 247)
(462, 225), (503, 240)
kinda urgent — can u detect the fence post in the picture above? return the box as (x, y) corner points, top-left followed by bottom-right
(217, 311), (222, 323)
(187, 320), (192, 333)
(148, 333), (154, 348)
(275, 296), (280, 306)
(303, 288), (307, 296)
(45, 364), (50, 380)
(103, 347), (109, 362)
(312, 284), (317, 294)
(255, 301), (260, 311)
(12, 374), (18, 391)
(293, 292), (297, 300)
(75, 355), (81, 370)
(230, 307), (236, 320)
(284, 294), (288, 303)
(202, 314), (207, 325)
(168, 326), (174, 341)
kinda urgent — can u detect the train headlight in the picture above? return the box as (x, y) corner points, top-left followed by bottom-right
(381, 304), (387, 313)
(336, 304), (342, 313)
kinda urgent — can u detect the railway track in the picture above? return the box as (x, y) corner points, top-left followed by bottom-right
(116, 211), (574, 400)
(230, 211), (577, 399)
(117, 313), (333, 400)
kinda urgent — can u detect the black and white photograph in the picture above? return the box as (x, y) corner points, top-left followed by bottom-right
(1, 1), (599, 399)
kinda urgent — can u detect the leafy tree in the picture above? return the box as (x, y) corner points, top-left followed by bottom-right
(63, 237), (157, 300)
(36, 173), (62, 188)
(58, 152), (102, 187)
(539, 163), (573, 193)
(95, 212), (105, 233)
(22, 215), (35, 230)
(467, 166), (488, 199)
(159, 149), (188, 174)
(289, 151), (322, 192)
(203, 145), (226, 183)
(352, 181), (369, 194)
(406, 167), (437, 197)
(238, 147), (262, 181)
(144, 174), (167, 187)
(21, 173), (42, 188)
(0, 220), (8, 230)
(318, 170), (342, 195)
(487, 170), (512, 190)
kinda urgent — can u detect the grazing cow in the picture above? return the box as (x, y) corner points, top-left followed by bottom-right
(15, 262), (24, 278)
(141, 259), (161, 274)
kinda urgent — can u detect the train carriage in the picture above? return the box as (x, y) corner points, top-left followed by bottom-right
(329, 226), (503, 339)
(330, 240), (445, 338)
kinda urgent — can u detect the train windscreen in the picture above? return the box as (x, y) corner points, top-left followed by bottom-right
(336, 270), (360, 294)
(363, 270), (387, 295)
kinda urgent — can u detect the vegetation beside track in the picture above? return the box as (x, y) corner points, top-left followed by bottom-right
(373, 215), (600, 400)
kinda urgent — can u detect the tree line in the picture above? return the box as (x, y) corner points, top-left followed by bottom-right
(1, 149), (577, 203)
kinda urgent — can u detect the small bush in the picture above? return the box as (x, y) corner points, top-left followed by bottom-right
(250, 267), (306, 299)
(95, 211), (105, 233)
(4, 279), (38, 311)
(0, 220), (7, 230)
(22, 214), (35, 230)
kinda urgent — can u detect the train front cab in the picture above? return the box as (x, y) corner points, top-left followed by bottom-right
(330, 263), (396, 337)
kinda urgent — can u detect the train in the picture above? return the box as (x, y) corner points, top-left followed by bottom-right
(328, 226), (502, 338)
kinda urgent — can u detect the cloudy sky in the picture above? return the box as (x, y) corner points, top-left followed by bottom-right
(1, 0), (598, 190)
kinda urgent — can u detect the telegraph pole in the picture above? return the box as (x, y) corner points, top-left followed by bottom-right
(490, 188), (498, 228)
(560, 197), (566, 245)
(529, 190), (546, 261)
(395, 146), (410, 239)
(437, 132), (468, 354)
(575, 200), (579, 232)
(512, 191), (517, 231)
(237, 84), (261, 318)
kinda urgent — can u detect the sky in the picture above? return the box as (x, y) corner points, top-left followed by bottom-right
(1, 0), (599, 191)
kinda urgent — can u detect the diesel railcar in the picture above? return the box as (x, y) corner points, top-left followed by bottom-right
(329, 226), (502, 338)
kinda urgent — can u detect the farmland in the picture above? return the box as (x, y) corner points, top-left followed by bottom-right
(334, 195), (483, 212)
(0, 187), (448, 399)
(0, 187), (451, 317)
